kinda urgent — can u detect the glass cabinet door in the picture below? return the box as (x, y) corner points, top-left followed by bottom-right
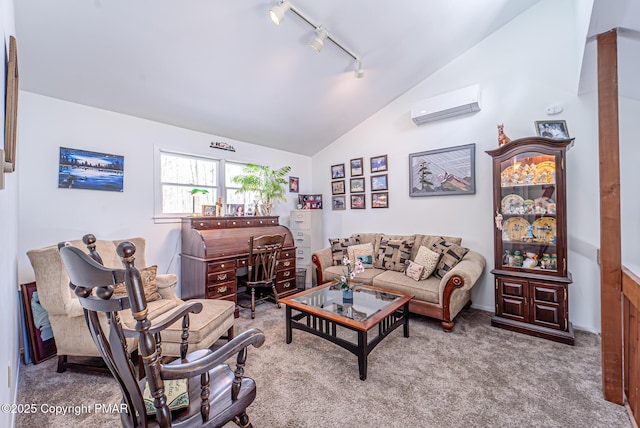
(498, 150), (559, 273)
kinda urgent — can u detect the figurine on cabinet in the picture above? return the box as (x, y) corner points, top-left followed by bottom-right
(497, 124), (512, 146)
(495, 211), (503, 231)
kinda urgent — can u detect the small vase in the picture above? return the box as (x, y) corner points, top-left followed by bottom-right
(342, 288), (353, 303)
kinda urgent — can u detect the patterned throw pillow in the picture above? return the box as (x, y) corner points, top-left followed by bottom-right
(431, 238), (469, 279)
(413, 246), (442, 280)
(143, 378), (189, 413)
(404, 261), (425, 281)
(374, 238), (414, 272)
(347, 243), (374, 268)
(113, 265), (161, 302)
(329, 237), (359, 266)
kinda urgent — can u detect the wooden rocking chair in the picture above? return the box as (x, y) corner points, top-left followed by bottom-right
(58, 240), (265, 428)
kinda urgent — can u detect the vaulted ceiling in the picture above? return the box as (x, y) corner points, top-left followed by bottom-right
(14, 1), (639, 156)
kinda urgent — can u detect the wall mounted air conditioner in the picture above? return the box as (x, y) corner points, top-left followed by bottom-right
(411, 85), (481, 125)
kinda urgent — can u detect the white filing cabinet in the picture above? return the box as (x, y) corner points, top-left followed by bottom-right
(289, 209), (324, 287)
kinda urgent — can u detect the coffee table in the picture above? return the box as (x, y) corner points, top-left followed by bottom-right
(279, 281), (414, 380)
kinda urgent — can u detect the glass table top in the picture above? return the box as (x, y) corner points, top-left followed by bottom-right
(290, 283), (403, 322)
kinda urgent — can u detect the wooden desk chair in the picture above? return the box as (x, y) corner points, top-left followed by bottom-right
(58, 240), (265, 428)
(240, 234), (285, 319)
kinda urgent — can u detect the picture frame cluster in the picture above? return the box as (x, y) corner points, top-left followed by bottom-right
(331, 154), (389, 210)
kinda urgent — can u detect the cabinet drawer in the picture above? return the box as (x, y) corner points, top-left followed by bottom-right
(206, 281), (236, 299)
(280, 249), (295, 260)
(192, 219), (227, 230)
(207, 260), (234, 272)
(276, 278), (296, 293)
(256, 217), (278, 226)
(207, 270), (236, 284)
(295, 248), (311, 266)
(292, 230), (310, 246)
(277, 267), (295, 281)
(499, 278), (527, 297)
(279, 258), (295, 270)
(531, 282), (563, 304)
(227, 218), (255, 228)
(290, 211), (311, 229)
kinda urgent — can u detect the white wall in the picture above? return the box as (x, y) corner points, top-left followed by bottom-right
(620, 96), (640, 273)
(312, 0), (604, 332)
(0, 0), (19, 425)
(17, 92), (313, 296)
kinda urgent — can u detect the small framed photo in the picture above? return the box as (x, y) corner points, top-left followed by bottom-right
(370, 155), (388, 173)
(350, 158), (364, 176)
(289, 176), (299, 193)
(299, 194), (323, 209)
(332, 195), (346, 210)
(331, 180), (345, 195)
(21, 282), (57, 363)
(350, 177), (365, 193)
(372, 192), (389, 208)
(227, 204), (245, 216)
(535, 120), (570, 140)
(350, 194), (366, 209)
(371, 174), (388, 191)
(331, 163), (345, 179)
(202, 205), (216, 216)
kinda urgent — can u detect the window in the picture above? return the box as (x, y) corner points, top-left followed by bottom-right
(158, 151), (257, 217)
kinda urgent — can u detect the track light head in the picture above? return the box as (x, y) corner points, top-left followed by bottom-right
(310, 27), (328, 52)
(269, 0), (291, 25)
(354, 60), (364, 78)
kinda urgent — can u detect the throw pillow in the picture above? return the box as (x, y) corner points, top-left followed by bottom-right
(143, 378), (189, 414)
(404, 261), (425, 281)
(431, 238), (469, 279)
(347, 243), (374, 268)
(413, 245), (442, 280)
(329, 237), (359, 266)
(113, 265), (161, 302)
(374, 238), (414, 272)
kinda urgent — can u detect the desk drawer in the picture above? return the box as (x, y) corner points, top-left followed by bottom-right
(277, 267), (295, 282)
(276, 278), (296, 293)
(193, 219), (227, 230)
(206, 281), (236, 299)
(227, 218), (255, 228)
(256, 217), (278, 226)
(280, 249), (295, 260)
(207, 270), (236, 284)
(207, 260), (234, 272)
(279, 258), (295, 270)
(236, 257), (248, 268)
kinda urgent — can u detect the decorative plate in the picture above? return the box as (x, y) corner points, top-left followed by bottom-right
(534, 161), (556, 184)
(501, 194), (524, 214)
(503, 217), (530, 241)
(532, 217), (557, 243)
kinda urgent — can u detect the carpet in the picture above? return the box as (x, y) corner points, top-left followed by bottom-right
(15, 304), (631, 427)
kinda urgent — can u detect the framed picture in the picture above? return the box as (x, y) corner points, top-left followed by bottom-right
(332, 195), (346, 210)
(409, 143), (475, 197)
(332, 180), (345, 195)
(227, 204), (245, 216)
(372, 192), (389, 208)
(350, 194), (366, 209)
(289, 176), (299, 193)
(331, 163), (345, 179)
(535, 120), (570, 140)
(371, 174), (388, 191)
(299, 194), (323, 209)
(58, 147), (124, 191)
(21, 282), (57, 364)
(202, 205), (216, 216)
(370, 155), (388, 173)
(350, 158), (363, 176)
(4, 36), (18, 173)
(350, 177), (365, 193)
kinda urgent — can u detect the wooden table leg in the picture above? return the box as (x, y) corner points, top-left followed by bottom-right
(285, 306), (292, 344)
(357, 330), (367, 381)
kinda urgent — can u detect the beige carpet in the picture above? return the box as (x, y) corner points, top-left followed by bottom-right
(16, 304), (631, 427)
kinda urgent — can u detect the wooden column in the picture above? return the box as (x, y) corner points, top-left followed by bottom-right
(597, 28), (623, 404)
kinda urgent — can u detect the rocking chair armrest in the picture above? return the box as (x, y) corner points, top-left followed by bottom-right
(160, 328), (266, 380)
(120, 301), (204, 338)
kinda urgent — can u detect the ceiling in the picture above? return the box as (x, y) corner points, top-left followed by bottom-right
(14, 1), (638, 156)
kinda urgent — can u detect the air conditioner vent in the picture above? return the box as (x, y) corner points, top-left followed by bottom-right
(411, 85), (481, 125)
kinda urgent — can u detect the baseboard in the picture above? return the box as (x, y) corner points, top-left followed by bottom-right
(469, 303), (493, 313)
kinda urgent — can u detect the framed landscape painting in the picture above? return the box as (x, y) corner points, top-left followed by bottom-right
(350, 158), (363, 176)
(58, 147), (124, 192)
(409, 143), (475, 197)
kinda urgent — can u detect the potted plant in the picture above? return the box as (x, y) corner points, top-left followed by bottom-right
(231, 164), (291, 215)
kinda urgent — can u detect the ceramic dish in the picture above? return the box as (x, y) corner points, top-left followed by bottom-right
(501, 194), (524, 214)
(534, 161), (556, 184)
(532, 217), (557, 243)
(503, 217), (530, 241)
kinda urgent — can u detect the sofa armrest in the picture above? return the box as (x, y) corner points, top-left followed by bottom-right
(311, 247), (333, 285)
(156, 273), (181, 302)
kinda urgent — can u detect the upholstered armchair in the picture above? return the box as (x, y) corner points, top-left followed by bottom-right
(27, 235), (235, 373)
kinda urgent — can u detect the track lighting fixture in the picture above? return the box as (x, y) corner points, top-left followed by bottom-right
(269, 1), (364, 78)
(310, 27), (328, 52)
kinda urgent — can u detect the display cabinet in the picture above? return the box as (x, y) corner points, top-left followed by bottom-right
(486, 136), (575, 345)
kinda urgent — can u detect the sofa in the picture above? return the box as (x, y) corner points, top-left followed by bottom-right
(312, 233), (486, 331)
(27, 236), (235, 372)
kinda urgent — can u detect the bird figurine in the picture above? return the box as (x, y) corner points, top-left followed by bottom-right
(497, 123), (512, 146)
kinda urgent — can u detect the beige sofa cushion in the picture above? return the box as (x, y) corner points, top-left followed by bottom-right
(374, 237), (414, 271)
(372, 270), (440, 305)
(329, 237), (359, 265)
(413, 246), (441, 280)
(431, 238), (469, 279)
(347, 243), (374, 268)
(322, 265), (385, 286)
